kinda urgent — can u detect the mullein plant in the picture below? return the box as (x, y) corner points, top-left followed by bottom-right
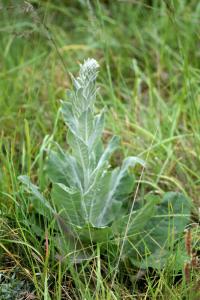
(19, 59), (191, 269)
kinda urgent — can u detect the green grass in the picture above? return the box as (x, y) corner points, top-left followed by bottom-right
(0, 0), (200, 299)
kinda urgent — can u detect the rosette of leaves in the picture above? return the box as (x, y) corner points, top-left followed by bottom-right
(19, 59), (191, 268)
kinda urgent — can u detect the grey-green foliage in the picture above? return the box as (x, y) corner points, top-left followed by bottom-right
(112, 192), (191, 269)
(46, 58), (145, 228)
(19, 59), (191, 269)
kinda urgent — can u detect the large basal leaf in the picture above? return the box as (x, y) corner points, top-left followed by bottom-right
(51, 183), (85, 227)
(77, 223), (113, 243)
(127, 192), (192, 269)
(112, 195), (159, 237)
(46, 145), (82, 189)
(18, 175), (54, 214)
(55, 234), (93, 264)
(84, 171), (121, 227)
(95, 156), (145, 227)
(114, 173), (135, 200)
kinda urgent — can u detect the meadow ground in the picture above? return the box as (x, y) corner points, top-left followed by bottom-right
(0, 1), (200, 299)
